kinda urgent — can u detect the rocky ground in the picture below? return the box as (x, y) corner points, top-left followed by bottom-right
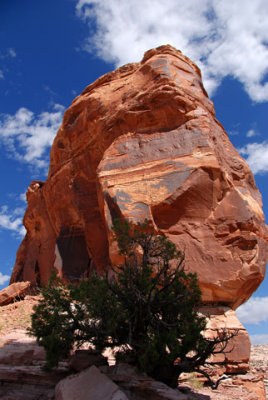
(0, 295), (38, 334)
(250, 344), (268, 397)
(0, 296), (267, 400)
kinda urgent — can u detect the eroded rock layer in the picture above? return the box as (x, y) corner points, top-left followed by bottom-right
(11, 45), (268, 310)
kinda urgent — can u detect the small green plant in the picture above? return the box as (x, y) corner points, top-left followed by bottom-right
(29, 219), (235, 387)
(188, 373), (204, 390)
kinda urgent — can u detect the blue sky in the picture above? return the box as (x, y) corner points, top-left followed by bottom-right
(0, 0), (267, 344)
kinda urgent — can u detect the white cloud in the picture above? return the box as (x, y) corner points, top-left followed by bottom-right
(250, 334), (268, 345)
(237, 297), (268, 325)
(0, 272), (10, 286)
(19, 192), (27, 203)
(76, 0), (268, 102)
(0, 206), (26, 237)
(0, 47), (17, 60)
(239, 141), (268, 174)
(246, 129), (258, 138)
(0, 48), (16, 60)
(0, 104), (64, 170)
(7, 48), (16, 58)
(0, 48), (17, 80)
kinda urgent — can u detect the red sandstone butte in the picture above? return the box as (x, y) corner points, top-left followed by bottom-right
(11, 45), (268, 311)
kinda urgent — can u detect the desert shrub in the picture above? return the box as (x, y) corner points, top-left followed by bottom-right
(29, 219), (234, 387)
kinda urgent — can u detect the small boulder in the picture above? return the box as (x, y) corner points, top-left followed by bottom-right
(0, 282), (31, 306)
(55, 365), (129, 400)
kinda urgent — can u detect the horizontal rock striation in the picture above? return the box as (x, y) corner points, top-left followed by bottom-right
(11, 45), (267, 311)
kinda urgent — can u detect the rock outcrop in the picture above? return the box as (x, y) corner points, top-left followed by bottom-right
(11, 45), (267, 309)
(0, 281), (31, 306)
(200, 306), (251, 374)
(10, 45), (268, 373)
(0, 329), (69, 399)
(99, 363), (194, 400)
(55, 365), (129, 400)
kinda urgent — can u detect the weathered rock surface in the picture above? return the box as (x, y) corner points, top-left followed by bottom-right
(69, 349), (108, 372)
(10, 44), (267, 310)
(55, 365), (129, 400)
(100, 363), (266, 400)
(188, 374), (266, 400)
(0, 329), (45, 365)
(0, 281), (31, 306)
(232, 374), (266, 400)
(250, 343), (268, 399)
(0, 329), (69, 400)
(199, 305), (251, 373)
(99, 363), (196, 399)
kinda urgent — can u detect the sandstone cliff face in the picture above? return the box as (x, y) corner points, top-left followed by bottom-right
(11, 45), (268, 310)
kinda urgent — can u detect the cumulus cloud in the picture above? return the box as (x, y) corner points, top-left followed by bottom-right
(0, 272), (10, 286)
(0, 205), (26, 237)
(0, 104), (64, 170)
(250, 334), (268, 345)
(76, 0), (268, 101)
(237, 297), (268, 325)
(239, 141), (268, 174)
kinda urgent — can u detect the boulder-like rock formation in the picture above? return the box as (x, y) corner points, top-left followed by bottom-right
(0, 329), (69, 400)
(0, 281), (31, 306)
(11, 44), (267, 311)
(200, 306), (251, 373)
(99, 363), (193, 400)
(55, 365), (129, 400)
(0, 329), (45, 366)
